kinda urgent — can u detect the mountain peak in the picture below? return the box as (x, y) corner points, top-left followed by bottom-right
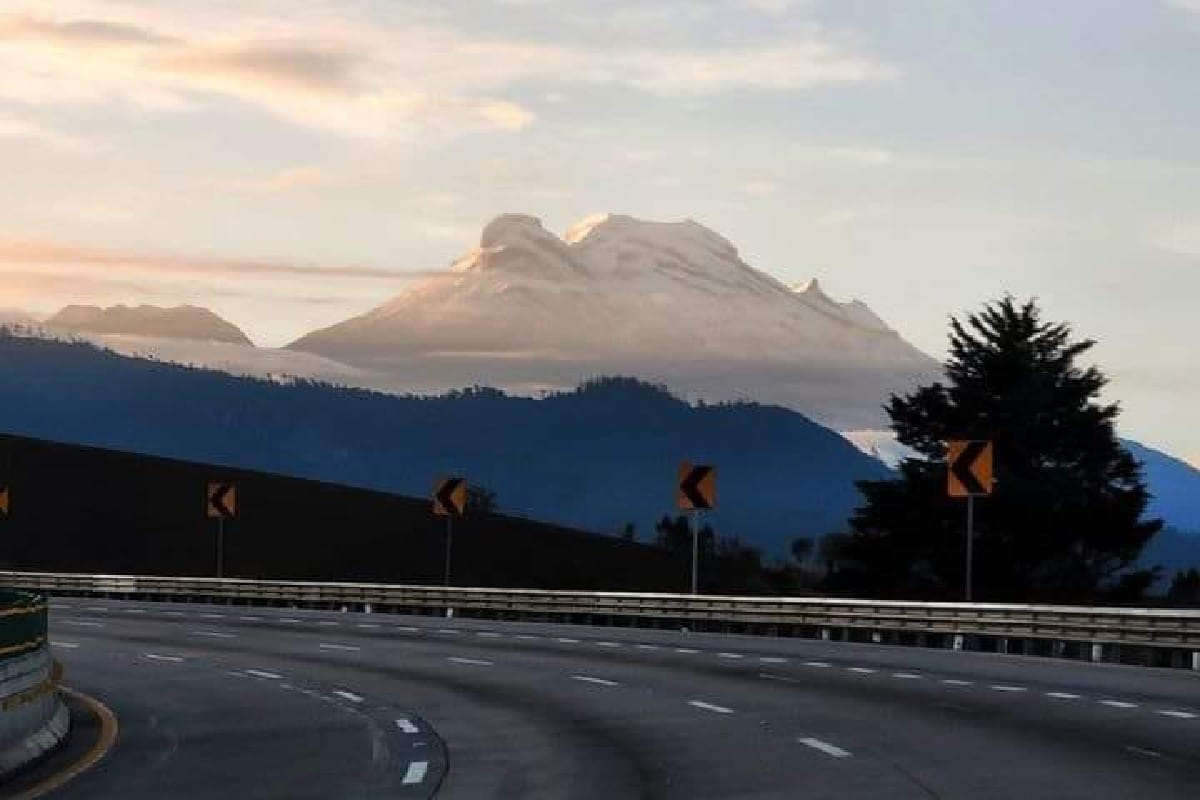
(479, 213), (559, 249)
(47, 303), (252, 345)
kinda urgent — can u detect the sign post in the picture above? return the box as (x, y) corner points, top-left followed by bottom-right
(206, 482), (237, 578)
(946, 440), (994, 602)
(433, 478), (467, 586)
(677, 463), (716, 594)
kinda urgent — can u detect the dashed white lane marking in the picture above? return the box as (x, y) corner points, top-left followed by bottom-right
(333, 690), (364, 704)
(199, 613), (225, 619)
(557, 637), (580, 644)
(1125, 746), (1162, 759)
(798, 737), (852, 759)
(717, 653), (743, 660)
(1047, 692), (1081, 700)
(477, 632), (502, 638)
(317, 621), (340, 627)
(356, 623), (380, 629)
(636, 644), (660, 651)
(892, 673), (922, 680)
(675, 648), (699, 654)
(50, 604), (72, 610)
(848, 667), (875, 675)
(438, 629), (460, 635)
(1158, 710), (1197, 719)
(280, 618), (300, 623)
(61, 620), (104, 628)
(760, 657), (788, 664)
(402, 761), (429, 785)
(759, 672), (799, 684)
(942, 679), (973, 686)
(396, 719), (420, 734)
(319, 643), (361, 652)
(572, 675), (619, 687)
(447, 657), (493, 666)
(1100, 700), (1138, 709)
(166, 611), (187, 617)
(596, 641), (620, 648)
(804, 661), (831, 668)
(245, 669), (283, 680)
(85, 606), (108, 612)
(689, 700), (734, 715)
(396, 626), (419, 633)
(123, 608), (146, 614)
(51, 641), (80, 649)
(238, 616), (261, 621)
(193, 631), (235, 639)
(516, 634), (538, 640)
(144, 653), (184, 663)
(990, 685), (1027, 693)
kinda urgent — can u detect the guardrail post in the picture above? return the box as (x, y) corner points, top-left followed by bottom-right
(1192, 651), (1200, 672)
(1090, 643), (1104, 663)
(998, 638), (1009, 655)
(820, 628), (830, 641)
(951, 634), (964, 651)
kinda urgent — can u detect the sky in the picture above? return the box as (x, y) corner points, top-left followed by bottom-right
(0, 0), (1197, 465)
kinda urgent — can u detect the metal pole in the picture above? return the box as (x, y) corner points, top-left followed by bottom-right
(965, 495), (974, 602)
(216, 517), (225, 579)
(444, 516), (453, 587)
(690, 510), (699, 595)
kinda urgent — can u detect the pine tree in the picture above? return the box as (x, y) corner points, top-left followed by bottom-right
(841, 297), (1161, 602)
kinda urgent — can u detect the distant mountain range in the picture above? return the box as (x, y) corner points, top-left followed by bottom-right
(4, 214), (939, 431)
(0, 333), (890, 556)
(46, 304), (252, 345)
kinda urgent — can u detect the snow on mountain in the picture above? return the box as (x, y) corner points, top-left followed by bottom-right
(291, 213), (940, 429)
(47, 304), (253, 345)
(842, 429), (916, 467)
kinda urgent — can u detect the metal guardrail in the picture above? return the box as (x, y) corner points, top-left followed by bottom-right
(7, 570), (1200, 667)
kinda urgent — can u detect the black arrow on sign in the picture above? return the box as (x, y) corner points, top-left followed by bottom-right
(680, 466), (714, 510)
(209, 483), (235, 519)
(436, 478), (465, 516)
(950, 441), (988, 496)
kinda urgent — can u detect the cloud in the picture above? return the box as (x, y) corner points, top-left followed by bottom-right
(0, 7), (893, 140)
(1167, 0), (1200, 16)
(0, 239), (435, 282)
(1149, 219), (1200, 256)
(742, 179), (776, 195)
(736, 0), (810, 15)
(0, 113), (94, 153)
(216, 165), (327, 194)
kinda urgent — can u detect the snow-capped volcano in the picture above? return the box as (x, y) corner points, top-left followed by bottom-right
(47, 304), (252, 345)
(291, 213), (939, 429)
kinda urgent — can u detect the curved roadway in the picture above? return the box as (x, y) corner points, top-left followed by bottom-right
(42, 597), (1200, 799)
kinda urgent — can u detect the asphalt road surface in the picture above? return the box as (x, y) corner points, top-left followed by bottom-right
(38, 597), (1200, 799)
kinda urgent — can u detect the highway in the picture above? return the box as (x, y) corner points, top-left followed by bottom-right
(39, 598), (1200, 799)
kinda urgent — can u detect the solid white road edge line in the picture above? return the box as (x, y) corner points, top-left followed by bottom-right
(447, 657), (493, 666)
(144, 653), (184, 662)
(333, 690), (364, 703)
(245, 669), (283, 680)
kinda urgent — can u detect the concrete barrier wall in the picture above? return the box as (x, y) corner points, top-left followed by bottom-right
(0, 592), (68, 781)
